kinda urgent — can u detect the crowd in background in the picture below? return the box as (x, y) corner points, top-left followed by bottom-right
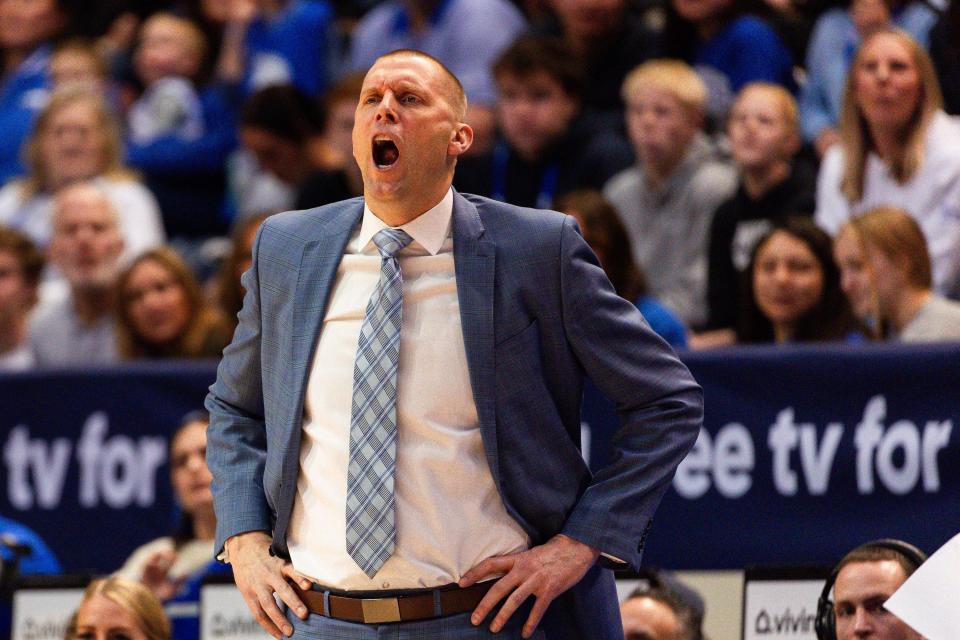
(0, 0), (958, 636)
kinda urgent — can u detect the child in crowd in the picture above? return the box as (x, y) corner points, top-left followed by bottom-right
(126, 12), (236, 240)
(454, 36), (633, 209)
(0, 227), (43, 371)
(604, 60), (737, 329)
(701, 83), (814, 344)
(49, 38), (110, 94)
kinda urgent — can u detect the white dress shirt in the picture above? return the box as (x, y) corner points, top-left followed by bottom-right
(288, 188), (530, 590)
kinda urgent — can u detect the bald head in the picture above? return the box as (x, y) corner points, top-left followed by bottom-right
(375, 49), (468, 119)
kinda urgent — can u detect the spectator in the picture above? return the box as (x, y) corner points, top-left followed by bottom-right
(116, 247), (230, 360)
(620, 584), (697, 640)
(0, 0), (70, 182)
(214, 212), (270, 333)
(0, 514), (60, 575)
(554, 190), (687, 348)
(117, 413), (215, 601)
(543, 0), (659, 130)
(29, 183), (124, 368)
(800, 0), (939, 155)
(661, 0), (795, 122)
(126, 12), (236, 240)
(817, 540), (925, 640)
(604, 60), (736, 329)
(454, 36), (633, 209)
(0, 227), (43, 371)
(49, 38), (109, 94)
(835, 206), (960, 341)
(0, 88), (165, 258)
(702, 83), (814, 344)
(349, 0), (528, 153)
(209, 0), (335, 97)
(73, 577), (170, 640)
(815, 28), (960, 300)
(737, 217), (858, 344)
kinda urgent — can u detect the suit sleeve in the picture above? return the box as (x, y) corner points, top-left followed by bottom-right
(204, 225), (271, 559)
(556, 216), (703, 570)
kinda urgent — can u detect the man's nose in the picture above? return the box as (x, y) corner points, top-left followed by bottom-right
(852, 607), (873, 636)
(376, 93), (399, 123)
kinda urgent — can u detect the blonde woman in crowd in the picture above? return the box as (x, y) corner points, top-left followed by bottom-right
(0, 87), (165, 258)
(815, 28), (960, 300)
(70, 576), (170, 640)
(116, 247), (230, 360)
(834, 206), (960, 342)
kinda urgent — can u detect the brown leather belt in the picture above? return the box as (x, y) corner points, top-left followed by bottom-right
(293, 581), (494, 624)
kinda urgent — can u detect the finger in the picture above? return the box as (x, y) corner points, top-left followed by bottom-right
(239, 589), (283, 640)
(281, 563), (314, 591)
(272, 573), (310, 621)
(257, 588), (293, 637)
(522, 593), (553, 639)
(471, 572), (521, 625)
(490, 580), (535, 633)
(460, 555), (515, 586)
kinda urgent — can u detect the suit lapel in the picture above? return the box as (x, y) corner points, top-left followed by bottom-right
(452, 192), (501, 487)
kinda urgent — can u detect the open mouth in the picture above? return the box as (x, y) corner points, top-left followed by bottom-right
(372, 137), (400, 168)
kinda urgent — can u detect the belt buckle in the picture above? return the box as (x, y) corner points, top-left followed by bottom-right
(361, 597), (402, 623)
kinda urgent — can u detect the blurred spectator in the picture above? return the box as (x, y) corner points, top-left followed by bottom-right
(0, 88), (165, 257)
(835, 206), (960, 342)
(348, 0), (528, 154)
(929, 0), (960, 115)
(214, 212), (269, 333)
(702, 83), (813, 344)
(604, 60), (736, 329)
(116, 247), (230, 360)
(554, 190), (687, 348)
(815, 28), (960, 300)
(542, 0), (659, 130)
(620, 583), (697, 640)
(49, 38), (109, 94)
(0, 227), (43, 371)
(0, 0), (70, 182)
(454, 36), (633, 209)
(661, 0), (795, 122)
(799, 0), (938, 156)
(126, 12), (236, 240)
(0, 514), (60, 574)
(29, 183), (123, 368)
(117, 413), (215, 601)
(74, 577), (170, 640)
(210, 0), (335, 97)
(737, 217), (858, 344)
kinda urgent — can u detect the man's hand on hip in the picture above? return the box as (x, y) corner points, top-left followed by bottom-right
(459, 534), (600, 639)
(226, 531), (313, 638)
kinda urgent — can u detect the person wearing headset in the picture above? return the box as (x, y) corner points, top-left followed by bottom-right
(815, 539), (926, 640)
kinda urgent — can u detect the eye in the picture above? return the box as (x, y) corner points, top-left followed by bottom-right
(401, 94), (420, 105)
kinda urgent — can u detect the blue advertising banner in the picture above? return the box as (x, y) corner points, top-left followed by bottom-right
(2, 343), (959, 574)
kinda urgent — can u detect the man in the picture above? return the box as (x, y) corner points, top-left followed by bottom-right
(206, 49), (702, 639)
(818, 541), (925, 640)
(620, 585), (696, 640)
(30, 182), (123, 368)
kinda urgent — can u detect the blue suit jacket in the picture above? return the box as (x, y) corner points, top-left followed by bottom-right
(206, 192), (702, 638)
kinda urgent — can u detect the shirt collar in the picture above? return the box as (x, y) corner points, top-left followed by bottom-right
(358, 188), (453, 256)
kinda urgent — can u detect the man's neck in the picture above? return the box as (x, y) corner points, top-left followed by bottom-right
(742, 161), (791, 200)
(72, 286), (115, 326)
(365, 183), (451, 227)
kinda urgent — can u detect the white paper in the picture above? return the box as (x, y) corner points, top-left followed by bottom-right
(885, 531), (960, 640)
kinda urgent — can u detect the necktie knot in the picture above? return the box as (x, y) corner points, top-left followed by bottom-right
(373, 228), (413, 258)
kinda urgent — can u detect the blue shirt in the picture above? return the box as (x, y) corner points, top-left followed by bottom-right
(244, 0), (335, 97)
(0, 46), (50, 183)
(799, 5), (939, 142)
(0, 515), (61, 575)
(637, 296), (688, 349)
(349, 0), (527, 106)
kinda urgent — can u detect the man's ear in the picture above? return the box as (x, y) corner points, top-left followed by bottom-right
(449, 122), (474, 157)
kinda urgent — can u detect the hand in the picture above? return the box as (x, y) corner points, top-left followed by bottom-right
(226, 531), (313, 638)
(141, 549), (184, 601)
(459, 534), (600, 638)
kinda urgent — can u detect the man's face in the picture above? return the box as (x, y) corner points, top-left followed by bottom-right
(728, 88), (797, 171)
(353, 54), (471, 211)
(833, 560), (920, 640)
(497, 71), (579, 162)
(625, 87), (699, 174)
(620, 596), (681, 640)
(50, 189), (124, 290)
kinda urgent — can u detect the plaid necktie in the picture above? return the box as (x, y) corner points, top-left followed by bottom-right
(345, 227), (413, 577)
